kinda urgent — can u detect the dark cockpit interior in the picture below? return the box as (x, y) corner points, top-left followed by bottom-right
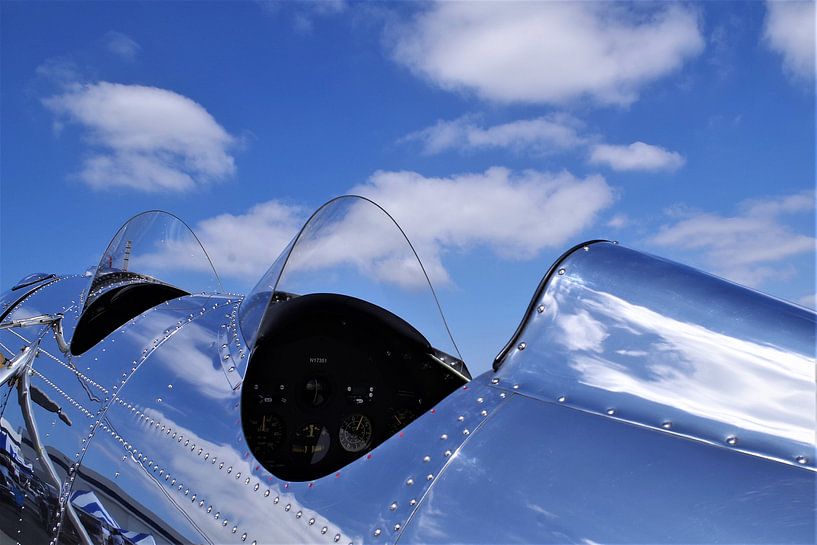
(70, 273), (188, 356)
(241, 293), (469, 482)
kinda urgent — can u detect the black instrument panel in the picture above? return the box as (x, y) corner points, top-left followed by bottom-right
(241, 293), (467, 482)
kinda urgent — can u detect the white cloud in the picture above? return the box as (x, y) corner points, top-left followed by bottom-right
(763, 0), (816, 80)
(289, 0), (347, 32)
(44, 82), (236, 192)
(174, 167), (613, 288)
(389, 2), (704, 105)
(607, 213), (630, 229)
(798, 293), (816, 309)
(193, 201), (307, 280)
(402, 114), (586, 155)
(650, 191), (816, 287)
(352, 167), (613, 260)
(589, 142), (685, 172)
(104, 31), (141, 61)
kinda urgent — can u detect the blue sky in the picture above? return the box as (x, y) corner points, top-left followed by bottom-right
(1, 1), (814, 375)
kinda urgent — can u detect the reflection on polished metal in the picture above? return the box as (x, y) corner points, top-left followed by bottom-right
(0, 205), (814, 545)
(495, 241), (816, 470)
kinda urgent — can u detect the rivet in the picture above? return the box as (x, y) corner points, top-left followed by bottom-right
(334, 534), (341, 542)
(373, 529), (381, 537)
(308, 517), (315, 525)
(394, 523), (401, 532)
(490, 377), (500, 385)
(390, 502), (398, 511)
(476, 397), (484, 403)
(517, 342), (526, 351)
(285, 504), (291, 512)
(409, 498), (417, 506)
(558, 268), (566, 275)
(462, 429), (470, 435)
(661, 421), (672, 430)
(426, 474), (434, 481)
(499, 392), (506, 398)
(423, 455), (431, 463)
(606, 409), (616, 416)
(440, 434), (448, 440)
(444, 450), (452, 457)
(457, 416), (465, 422)
(582, 245), (589, 251)
(537, 305), (545, 313)
(406, 478), (414, 486)
(726, 436), (738, 446)
(241, 534), (247, 541)
(557, 396), (566, 403)
(480, 410), (488, 417)
(796, 456), (808, 464)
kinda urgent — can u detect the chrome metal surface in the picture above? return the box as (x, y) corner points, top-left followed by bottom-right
(12, 273), (56, 292)
(398, 392), (816, 544)
(495, 241), (816, 470)
(1, 207), (814, 544)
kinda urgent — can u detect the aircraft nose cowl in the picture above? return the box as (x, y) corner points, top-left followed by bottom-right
(492, 241), (816, 470)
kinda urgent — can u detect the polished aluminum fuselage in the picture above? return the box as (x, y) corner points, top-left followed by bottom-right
(0, 241), (813, 544)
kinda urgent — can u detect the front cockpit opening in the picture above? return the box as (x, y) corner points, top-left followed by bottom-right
(70, 210), (222, 356)
(70, 274), (188, 356)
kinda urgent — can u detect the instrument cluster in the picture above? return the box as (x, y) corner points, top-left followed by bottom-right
(241, 293), (467, 482)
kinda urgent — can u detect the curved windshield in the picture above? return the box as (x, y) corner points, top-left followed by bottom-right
(239, 196), (462, 362)
(83, 210), (222, 308)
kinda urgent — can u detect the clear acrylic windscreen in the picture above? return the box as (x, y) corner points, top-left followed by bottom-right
(83, 210), (222, 307)
(239, 196), (461, 360)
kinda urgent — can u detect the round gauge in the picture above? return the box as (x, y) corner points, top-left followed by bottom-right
(292, 424), (331, 464)
(339, 414), (373, 453)
(247, 413), (285, 459)
(388, 408), (416, 435)
(301, 377), (331, 407)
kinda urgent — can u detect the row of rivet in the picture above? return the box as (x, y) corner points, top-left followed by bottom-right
(507, 252), (813, 470)
(36, 346), (109, 395)
(506, 327), (812, 467)
(376, 381), (507, 543)
(107, 405), (351, 545)
(53, 298), (235, 541)
(31, 369), (95, 420)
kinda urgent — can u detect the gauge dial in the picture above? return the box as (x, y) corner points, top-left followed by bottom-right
(292, 423), (330, 464)
(339, 414), (373, 453)
(247, 413), (285, 459)
(388, 408), (416, 435)
(301, 377), (331, 407)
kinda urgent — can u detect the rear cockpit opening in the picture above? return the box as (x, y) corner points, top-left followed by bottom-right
(241, 293), (469, 482)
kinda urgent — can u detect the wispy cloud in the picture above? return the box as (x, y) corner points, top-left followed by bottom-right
(189, 201), (306, 279)
(650, 191), (816, 287)
(762, 0), (816, 81)
(43, 82), (237, 192)
(401, 114), (587, 155)
(104, 31), (141, 62)
(798, 294), (816, 310)
(389, 2), (704, 105)
(402, 115), (686, 175)
(589, 142), (685, 172)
